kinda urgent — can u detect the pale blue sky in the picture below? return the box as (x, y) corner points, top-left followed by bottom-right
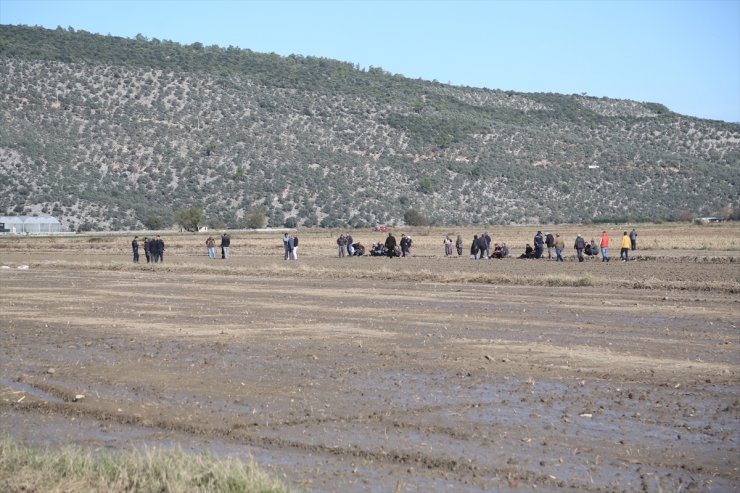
(1, 0), (738, 122)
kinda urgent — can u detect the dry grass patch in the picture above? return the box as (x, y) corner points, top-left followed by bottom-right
(543, 274), (595, 287)
(0, 437), (292, 493)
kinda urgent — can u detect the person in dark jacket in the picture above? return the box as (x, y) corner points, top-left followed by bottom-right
(148, 237), (159, 263)
(291, 235), (299, 260)
(470, 234), (480, 259)
(220, 233), (230, 259)
(574, 234), (586, 262)
(534, 231), (545, 259)
(519, 244), (535, 259)
(346, 234), (355, 256)
(155, 235), (165, 263)
(545, 232), (555, 259)
(352, 242), (365, 256)
(400, 234), (411, 257)
(143, 237), (151, 263)
(477, 234), (489, 259)
(337, 234), (346, 257)
(286, 235), (295, 260)
(384, 232), (397, 258)
(283, 233), (292, 260)
(131, 236), (139, 263)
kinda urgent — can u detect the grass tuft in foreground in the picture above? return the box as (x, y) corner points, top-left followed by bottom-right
(0, 437), (293, 493)
(543, 274), (595, 287)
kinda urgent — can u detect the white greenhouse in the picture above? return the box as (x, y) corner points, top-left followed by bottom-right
(0, 216), (61, 234)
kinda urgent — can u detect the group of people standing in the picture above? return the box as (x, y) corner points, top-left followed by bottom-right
(444, 228), (638, 264)
(283, 233), (299, 260)
(520, 230), (557, 260)
(131, 235), (165, 263)
(336, 233), (355, 257)
(516, 229), (637, 263)
(205, 233), (231, 259)
(131, 228), (638, 264)
(375, 232), (413, 257)
(566, 229), (637, 263)
(468, 232), (498, 259)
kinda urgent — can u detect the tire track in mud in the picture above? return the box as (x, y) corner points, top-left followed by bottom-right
(3, 371), (735, 491)
(3, 397), (729, 492)
(0, 396), (599, 491)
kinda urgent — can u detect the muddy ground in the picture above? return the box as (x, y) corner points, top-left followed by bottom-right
(0, 244), (738, 492)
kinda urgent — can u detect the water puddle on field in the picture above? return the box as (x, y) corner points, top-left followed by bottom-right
(0, 379), (65, 403)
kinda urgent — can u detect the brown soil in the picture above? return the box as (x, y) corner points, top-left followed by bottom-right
(0, 245), (738, 492)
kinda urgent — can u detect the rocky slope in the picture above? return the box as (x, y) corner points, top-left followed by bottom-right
(1, 25), (738, 230)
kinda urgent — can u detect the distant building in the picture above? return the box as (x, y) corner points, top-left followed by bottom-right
(0, 215), (61, 233)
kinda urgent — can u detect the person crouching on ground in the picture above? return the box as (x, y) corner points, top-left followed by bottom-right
(519, 243), (535, 259)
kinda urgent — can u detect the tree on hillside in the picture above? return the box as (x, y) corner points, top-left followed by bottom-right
(244, 207), (267, 229)
(175, 207), (204, 232)
(404, 208), (427, 226)
(143, 215), (164, 230)
(419, 176), (434, 194)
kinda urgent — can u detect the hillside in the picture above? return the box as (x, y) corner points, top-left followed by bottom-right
(1, 25), (738, 231)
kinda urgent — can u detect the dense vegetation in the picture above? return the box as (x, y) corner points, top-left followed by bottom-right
(1, 25), (738, 231)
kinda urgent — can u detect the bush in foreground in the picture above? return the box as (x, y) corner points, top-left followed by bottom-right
(0, 437), (292, 493)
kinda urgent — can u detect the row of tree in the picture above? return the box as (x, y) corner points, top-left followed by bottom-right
(165, 207), (268, 232)
(165, 206), (430, 231)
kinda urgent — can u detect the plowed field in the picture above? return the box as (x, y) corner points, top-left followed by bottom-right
(1, 226), (738, 492)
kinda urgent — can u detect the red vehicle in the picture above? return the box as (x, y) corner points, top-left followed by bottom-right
(373, 225), (389, 232)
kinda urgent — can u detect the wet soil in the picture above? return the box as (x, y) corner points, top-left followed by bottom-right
(0, 252), (738, 492)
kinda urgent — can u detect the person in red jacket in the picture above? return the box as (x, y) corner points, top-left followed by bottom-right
(600, 231), (610, 262)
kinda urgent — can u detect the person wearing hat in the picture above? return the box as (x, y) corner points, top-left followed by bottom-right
(574, 234), (586, 262)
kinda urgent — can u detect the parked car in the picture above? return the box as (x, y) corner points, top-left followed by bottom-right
(373, 225), (389, 232)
